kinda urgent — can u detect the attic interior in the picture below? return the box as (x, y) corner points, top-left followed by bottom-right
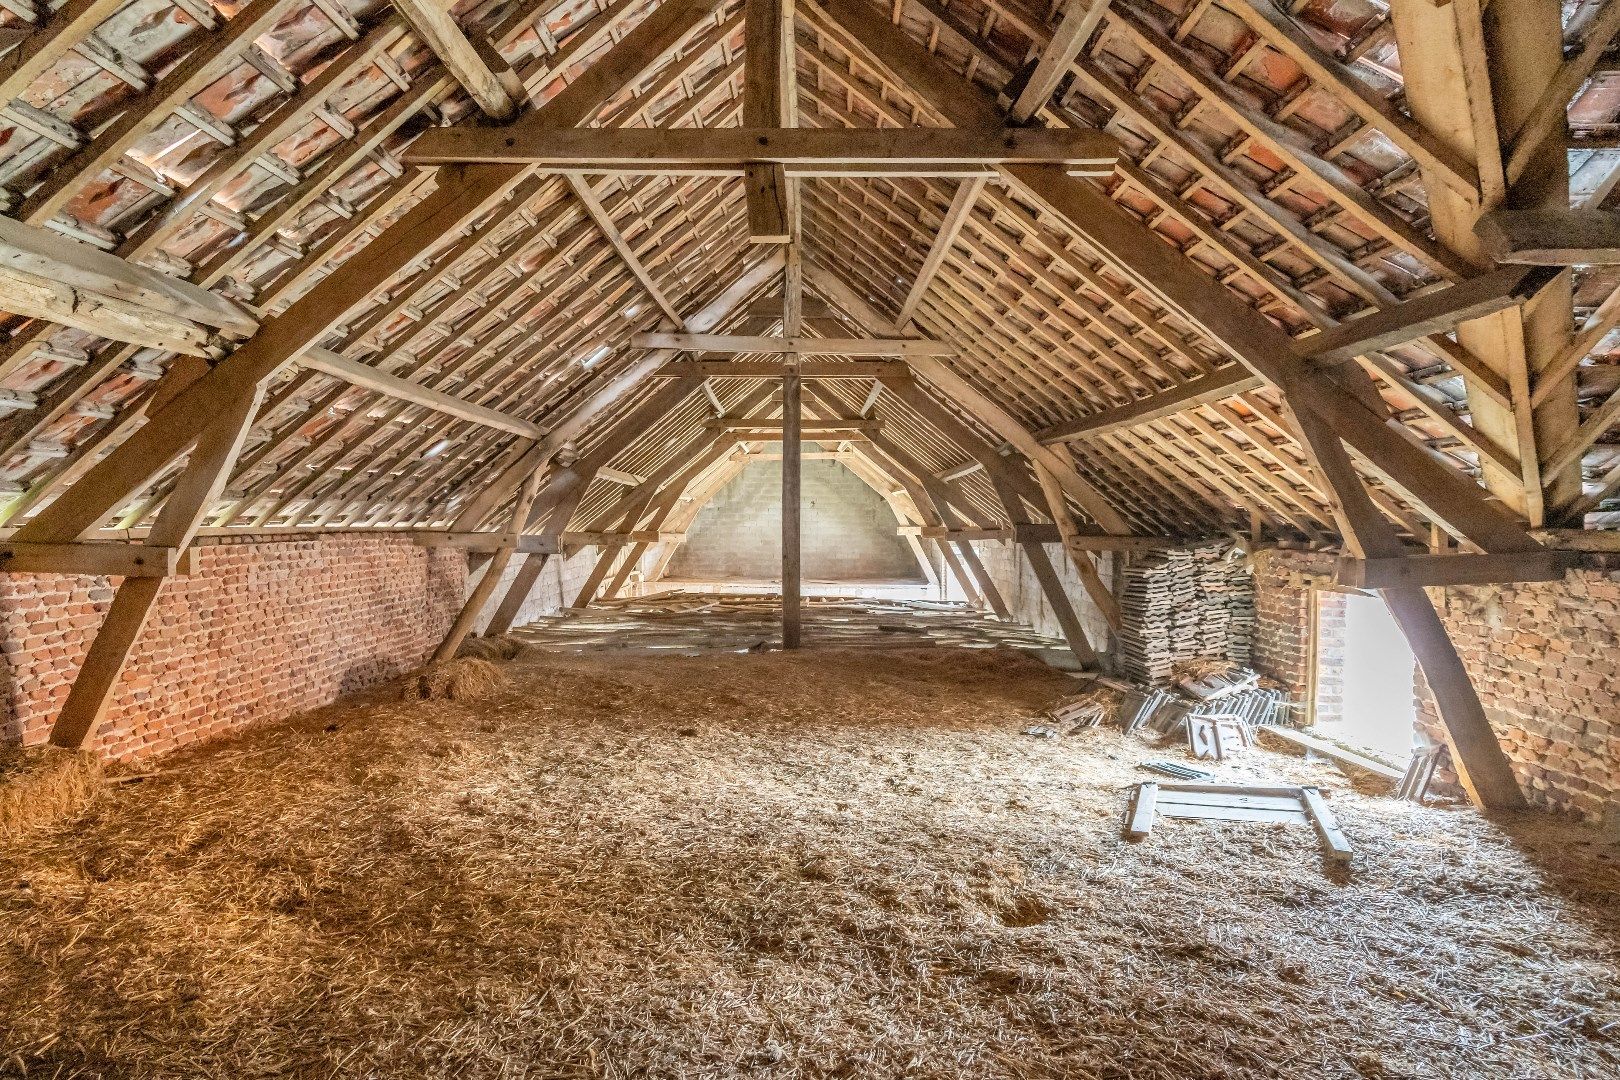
(2, 0), (1620, 1074)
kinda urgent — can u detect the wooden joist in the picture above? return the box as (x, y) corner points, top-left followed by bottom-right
(1476, 207), (1620, 266)
(633, 333), (953, 355)
(1335, 551), (1576, 590)
(655, 360), (901, 377)
(411, 532), (561, 554)
(299, 348), (545, 439)
(1008, 0), (1108, 122)
(708, 418), (878, 431)
(0, 215), (255, 355)
(1039, 367), (1263, 444)
(1299, 266), (1560, 367)
(393, 0), (525, 120)
(403, 127), (1120, 172)
(0, 542), (183, 577)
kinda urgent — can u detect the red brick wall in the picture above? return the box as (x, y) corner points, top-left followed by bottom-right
(1313, 590), (1347, 726)
(1256, 548), (1620, 823)
(1417, 568), (1620, 823)
(0, 534), (466, 761)
(1250, 549), (1336, 702)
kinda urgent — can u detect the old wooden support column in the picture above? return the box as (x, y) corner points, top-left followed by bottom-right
(1288, 404), (1527, 811)
(1386, 0), (1580, 523)
(782, 339), (803, 647)
(434, 467), (545, 662)
(46, 382), (268, 749)
(743, 0), (802, 646)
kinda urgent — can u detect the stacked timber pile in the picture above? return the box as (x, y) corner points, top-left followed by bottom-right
(511, 592), (1072, 656)
(1117, 546), (1255, 684)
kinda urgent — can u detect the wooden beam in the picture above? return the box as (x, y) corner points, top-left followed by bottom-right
(982, 464), (1097, 665)
(744, 0), (795, 242)
(300, 348), (544, 438)
(0, 542), (181, 578)
(563, 530), (686, 545)
(1032, 460), (1121, 632)
(803, 260), (1132, 535)
(1300, 266), (1560, 367)
(404, 127), (1120, 171)
(894, 176), (985, 330)
(1476, 207), (1620, 265)
(47, 382), (267, 749)
(565, 174), (687, 327)
(782, 365), (802, 646)
(411, 532), (561, 554)
(811, 0), (1541, 549)
(633, 333), (952, 355)
(0, 0), (129, 105)
(1336, 551), (1576, 590)
(1039, 367), (1263, 443)
(394, 0), (524, 119)
(1288, 402), (1527, 811)
(0, 214), (255, 355)
(448, 255), (788, 531)
(656, 360), (901, 377)
(1225, 0), (1480, 198)
(708, 418), (878, 431)
(433, 466), (545, 661)
(1386, 0), (1579, 523)
(1008, 0), (1108, 122)
(1502, 0), (1620, 187)
(18, 0), (297, 227)
(938, 460), (984, 482)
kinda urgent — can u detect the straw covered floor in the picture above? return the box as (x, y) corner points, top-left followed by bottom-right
(2, 642), (1618, 1078)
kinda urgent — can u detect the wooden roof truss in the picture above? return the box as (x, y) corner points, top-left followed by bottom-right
(5, 0), (1620, 810)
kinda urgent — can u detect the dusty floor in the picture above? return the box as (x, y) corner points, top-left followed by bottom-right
(2, 643), (1619, 1079)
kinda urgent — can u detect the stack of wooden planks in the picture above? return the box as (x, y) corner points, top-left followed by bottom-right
(510, 591), (1072, 656)
(1116, 546), (1255, 683)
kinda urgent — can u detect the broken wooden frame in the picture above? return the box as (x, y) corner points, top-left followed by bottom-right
(1124, 782), (1352, 864)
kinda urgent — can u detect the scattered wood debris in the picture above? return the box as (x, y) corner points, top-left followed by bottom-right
(513, 592), (1069, 656)
(1187, 713), (1255, 760)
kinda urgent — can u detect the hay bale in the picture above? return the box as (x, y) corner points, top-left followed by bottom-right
(455, 634), (529, 662)
(402, 658), (508, 702)
(0, 744), (104, 839)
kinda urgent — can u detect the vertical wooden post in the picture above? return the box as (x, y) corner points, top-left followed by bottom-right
(782, 366), (802, 647)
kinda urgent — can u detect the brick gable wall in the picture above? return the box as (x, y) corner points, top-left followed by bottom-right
(1, 534), (465, 761)
(1253, 548), (1620, 824)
